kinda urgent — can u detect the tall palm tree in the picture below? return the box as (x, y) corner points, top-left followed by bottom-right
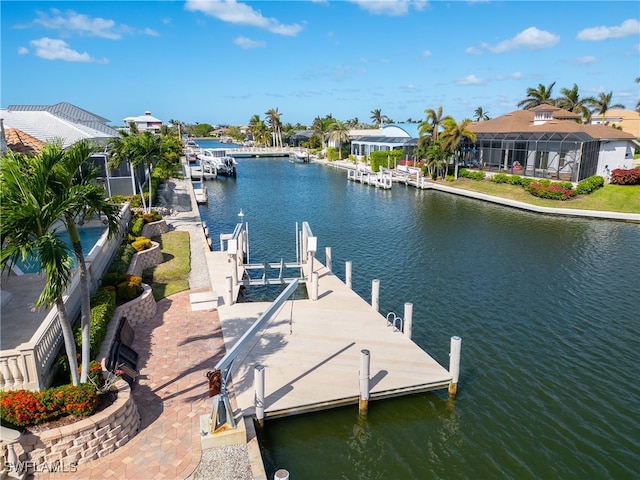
(517, 82), (557, 109)
(53, 140), (121, 383)
(473, 107), (490, 122)
(328, 120), (351, 160)
(588, 91), (625, 123)
(440, 118), (477, 179)
(0, 147), (80, 385)
(312, 116), (329, 149)
(370, 109), (387, 128)
(419, 106), (451, 142)
(265, 108), (283, 148)
(556, 84), (594, 123)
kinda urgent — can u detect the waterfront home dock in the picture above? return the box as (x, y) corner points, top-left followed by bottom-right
(205, 246), (453, 419)
(228, 146), (311, 159)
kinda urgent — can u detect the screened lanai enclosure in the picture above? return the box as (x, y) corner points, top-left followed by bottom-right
(468, 131), (600, 182)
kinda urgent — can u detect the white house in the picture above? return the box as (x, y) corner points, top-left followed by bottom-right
(123, 111), (163, 133)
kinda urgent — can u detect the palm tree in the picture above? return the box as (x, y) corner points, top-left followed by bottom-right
(265, 108), (283, 148)
(517, 82), (556, 109)
(440, 118), (477, 179)
(0, 147), (80, 385)
(473, 107), (490, 122)
(312, 116), (329, 149)
(252, 120), (271, 146)
(370, 109), (387, 128)
(419, 106), (451, 142)
(328, 120), (351, 160)
(556, 84), (594, 123)
(588, 91), (625, 123)
(424, 141), (448, 180)
(53, 141), (121, 383)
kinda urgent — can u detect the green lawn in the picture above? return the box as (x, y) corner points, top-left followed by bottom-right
(143, 231), (191, 300)
(446, 178), (640, 214)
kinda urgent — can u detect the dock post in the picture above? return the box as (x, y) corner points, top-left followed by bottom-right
(359, 349), (370, 416)
(325, 246), (332, 273)
(404, 302), (413, 339)
(254, 365), (265, 429)
(371, 279), (380, 312)
(274, 470), (290, 480)
(225, 276), (234, 306)
(346, 261), (352, 289)
(448, 336), (462, 397)
(311, 272), (319, 301)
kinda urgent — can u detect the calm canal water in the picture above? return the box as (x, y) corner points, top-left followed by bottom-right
(197, 155), (640, 479)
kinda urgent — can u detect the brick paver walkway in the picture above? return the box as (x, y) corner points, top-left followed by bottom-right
(37, 289), (224, 479)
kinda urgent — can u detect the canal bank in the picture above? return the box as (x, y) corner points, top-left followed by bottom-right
(196, 157), (639, 479)
(320, 158), (640, 223)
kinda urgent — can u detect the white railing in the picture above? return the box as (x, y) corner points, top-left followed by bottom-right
(0, 204), (131, 392)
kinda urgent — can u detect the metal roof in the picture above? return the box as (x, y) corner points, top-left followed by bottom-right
(0, 110), (118, 149)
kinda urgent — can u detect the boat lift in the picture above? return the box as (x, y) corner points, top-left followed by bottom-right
(206, 279), (299, 433)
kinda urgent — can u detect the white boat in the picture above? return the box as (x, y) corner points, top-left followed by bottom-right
(289, 151), (310, 163)
(197, 149), (237, 177)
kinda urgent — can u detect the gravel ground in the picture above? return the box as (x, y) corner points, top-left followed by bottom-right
(188, 444), (253, 480)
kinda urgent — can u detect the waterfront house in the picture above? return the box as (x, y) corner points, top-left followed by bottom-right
(122, 110), (163, 133)
(347, 107), (638, 182)
(1, 102), (147, 198)
(590, 108), (640, 138)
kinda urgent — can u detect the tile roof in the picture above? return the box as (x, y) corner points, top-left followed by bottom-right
(469, 109), (636, 141)
(3, 128), (46, 155)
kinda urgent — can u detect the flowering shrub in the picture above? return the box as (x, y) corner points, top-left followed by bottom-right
(459, 169), (485, 180)
(142, 211), (162, 223)
(131, 236), (152, 252)
(526, 181), (576, 200)
(0, 383), (98, 426)
(610, 168), (640, 185)
(116, 275), (143, 302)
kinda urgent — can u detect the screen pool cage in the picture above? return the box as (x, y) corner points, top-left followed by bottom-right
(467, 131), (600, 183)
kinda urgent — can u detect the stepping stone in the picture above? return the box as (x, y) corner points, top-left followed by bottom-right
(190, 291), (218, 311)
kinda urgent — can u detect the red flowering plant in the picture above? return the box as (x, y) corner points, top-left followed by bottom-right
(526, 181), (576, 200)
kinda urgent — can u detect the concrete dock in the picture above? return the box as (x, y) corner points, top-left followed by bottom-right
(204, 245), (453, 420)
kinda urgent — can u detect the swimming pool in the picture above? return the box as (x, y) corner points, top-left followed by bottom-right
(13, 226), (108, 274)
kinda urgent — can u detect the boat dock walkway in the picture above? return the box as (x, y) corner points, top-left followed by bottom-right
(203, 247), (453, 419)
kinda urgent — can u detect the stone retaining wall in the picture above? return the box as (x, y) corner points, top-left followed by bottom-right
(127, 241), (163, 277)
(141, 219), (169, 239)
(113, 283), (157, 328)
(14, 379), (140, 469)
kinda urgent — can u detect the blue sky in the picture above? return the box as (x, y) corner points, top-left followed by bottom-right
(2, 1), (639, 127)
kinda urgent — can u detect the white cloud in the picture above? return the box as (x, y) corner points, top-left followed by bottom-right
(348, 0), (427, 16)
(484, 27), (559, 53)
(185, 0), (302, 36)
(422, 49), (432, 57)
(457, 74), (483, 85)
(17, 46), (29, 55)
(29, 37), (106, 63)
(577, 19), (640, 41)
(465, 46), (481, 55)
(234, 35), (265, 49)
(573, 55), (599, 64)
(32, 9), (155, 40)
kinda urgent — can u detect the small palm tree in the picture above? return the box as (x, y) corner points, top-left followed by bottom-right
(473, 107), (490, 122)
(370, 109), (387, 128)
(440, 118), (477, 179)
(265, 108), (283, 148)
(312, 116), (329, 149)
(517, 82), (557, 109)
(556, 84), (595, 123)
(0, 147), (80, 385)
(54, 140), (121, 383)
(588, 91), (625, 123)
(328, 120), (351, 160)
(419, 106), (451, 142)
